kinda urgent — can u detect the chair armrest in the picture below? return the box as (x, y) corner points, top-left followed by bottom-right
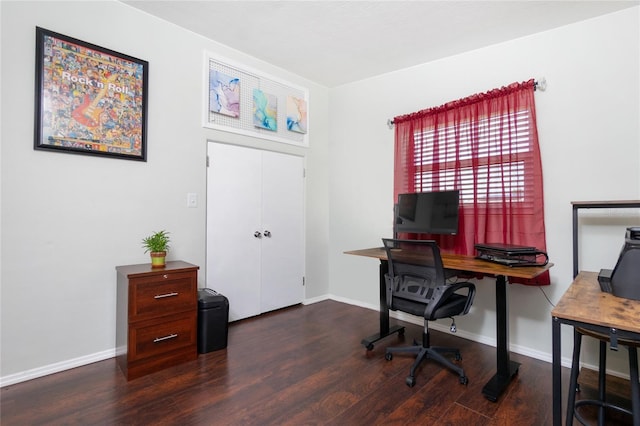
(423, 281), (476, 319)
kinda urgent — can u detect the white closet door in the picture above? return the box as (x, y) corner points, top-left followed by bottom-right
(207, 142), (304, 322)
(260, 150), (304, 313)
(207, 142), (262, 321)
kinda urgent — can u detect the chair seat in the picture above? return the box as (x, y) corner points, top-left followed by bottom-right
(576, 327), (640, 348)
(391, 293), (468, 319)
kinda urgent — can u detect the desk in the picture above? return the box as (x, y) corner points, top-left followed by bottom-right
(551, 271), (640, 426)
(345, 247), (552, 402)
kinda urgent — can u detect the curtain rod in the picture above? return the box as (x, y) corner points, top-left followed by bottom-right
(387, 77), (547, 129)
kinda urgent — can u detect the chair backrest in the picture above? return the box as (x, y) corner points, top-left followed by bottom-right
(382, 238), (446, 305)
(382, 238), (475, 320)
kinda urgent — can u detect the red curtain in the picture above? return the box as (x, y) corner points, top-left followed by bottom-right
(393, 79), (548, 285)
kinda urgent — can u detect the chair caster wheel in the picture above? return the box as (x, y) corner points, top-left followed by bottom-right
(406, 376), (416, 387)
(459, 376), (469, 385)
(366, 343), (374, 351)
(385, 352), (393, 361)
(398, 328), (405, 337)
(455, 352), (462, 361)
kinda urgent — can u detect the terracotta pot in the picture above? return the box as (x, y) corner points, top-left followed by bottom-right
(150, 251), (167, 268)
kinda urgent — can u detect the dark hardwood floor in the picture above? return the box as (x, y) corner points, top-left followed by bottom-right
(0, 300), (632, 425)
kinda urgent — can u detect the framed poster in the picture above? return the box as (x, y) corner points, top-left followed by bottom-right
(34, 27), (148, 161)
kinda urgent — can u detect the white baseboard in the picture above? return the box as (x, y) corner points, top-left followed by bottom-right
(2, 296), (577, 387)
(0, 348), (115, 388)
(302, 294), (332, 305)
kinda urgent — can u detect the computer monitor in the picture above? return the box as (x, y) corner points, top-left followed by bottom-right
(394, 190), (460, 235)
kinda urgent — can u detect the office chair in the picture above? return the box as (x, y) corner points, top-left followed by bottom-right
(382, 238), (476, 387)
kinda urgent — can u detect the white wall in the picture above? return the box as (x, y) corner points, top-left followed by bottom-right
(0, 0), (330, 384)
(328, 7), (640, 372)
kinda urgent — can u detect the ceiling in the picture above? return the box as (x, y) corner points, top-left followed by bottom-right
(122, 1), (638, 87)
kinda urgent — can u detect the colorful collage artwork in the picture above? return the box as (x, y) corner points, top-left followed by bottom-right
(209, 70), (240, 118)
(253, 89), (278, 131)
(36, 29), (147, 159)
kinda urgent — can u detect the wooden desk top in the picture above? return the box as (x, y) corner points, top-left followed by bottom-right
(551, 271), (640, 334)
(345, 247), (552, 280)
(116, 260), (199, 277)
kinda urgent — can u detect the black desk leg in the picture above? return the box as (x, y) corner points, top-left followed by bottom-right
(361, 261), (405, 350)
(572, 206), (579, 278)
(482, 275), (520, 402)
(552, 317), (562, 426)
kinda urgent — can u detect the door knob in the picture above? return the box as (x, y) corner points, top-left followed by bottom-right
(264, 230), (271, 238)
(254, 231), (262, 238)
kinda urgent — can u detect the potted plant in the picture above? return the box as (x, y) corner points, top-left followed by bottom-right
(142, 230), (171, 268)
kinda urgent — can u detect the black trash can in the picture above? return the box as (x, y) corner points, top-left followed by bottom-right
(197, 288), (229, 353)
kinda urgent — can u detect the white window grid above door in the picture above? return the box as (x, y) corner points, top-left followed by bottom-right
(203, 51), (309, 147)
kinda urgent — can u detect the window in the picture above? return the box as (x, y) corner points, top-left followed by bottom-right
(393, 79), (548, 285)
(414, 109), (533, 208)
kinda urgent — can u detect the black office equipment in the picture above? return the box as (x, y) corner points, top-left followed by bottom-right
(394, 190), (460, 235)
(597, 269), (613, 293)
(381, 238), (476, 387)
(197, 288), (229, 353)
(475, 242), (548, 267)
(599, 226), (640, 300)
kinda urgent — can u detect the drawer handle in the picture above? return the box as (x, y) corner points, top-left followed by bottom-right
(153, 333), (178, 343)
(154, 292), (179, 299)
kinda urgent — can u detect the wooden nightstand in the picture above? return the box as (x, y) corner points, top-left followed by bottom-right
(116, 261), (199, 380)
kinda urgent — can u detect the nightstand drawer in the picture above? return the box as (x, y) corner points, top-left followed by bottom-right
(128, 311), (196, 362)
(129, 272), (196, 320)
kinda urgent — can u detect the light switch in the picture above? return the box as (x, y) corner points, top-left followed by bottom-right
(187, 193), (198, 208)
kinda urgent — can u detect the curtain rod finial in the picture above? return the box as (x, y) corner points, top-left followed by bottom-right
(387, 119), (395, 129)
(535, 77), (547, 92)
